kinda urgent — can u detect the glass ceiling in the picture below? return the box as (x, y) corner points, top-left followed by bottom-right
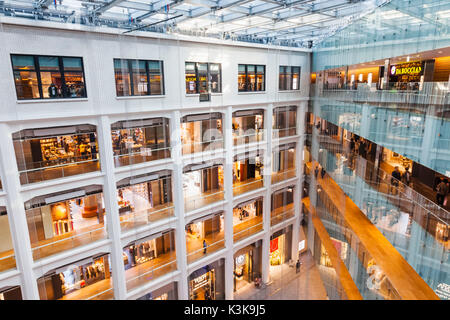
(0, 0), (391, 48)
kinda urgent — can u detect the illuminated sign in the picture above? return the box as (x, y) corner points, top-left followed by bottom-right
(235, 254), (245, 266)
(192, 273), (208, 291)
(390, 62), (422, 76)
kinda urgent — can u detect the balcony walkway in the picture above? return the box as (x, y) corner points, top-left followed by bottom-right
(307, 161), (439, 300)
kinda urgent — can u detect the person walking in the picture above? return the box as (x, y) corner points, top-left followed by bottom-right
(391, 166), (401, 195)
(296, 260), (301, 274)
(203, 239), (207, 254)
(402, 166), (411, 187)
(436, 178), (448, 206)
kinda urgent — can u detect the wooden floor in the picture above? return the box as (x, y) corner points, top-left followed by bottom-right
(308, 161), (439, 300)
(303, 197), (363, 300)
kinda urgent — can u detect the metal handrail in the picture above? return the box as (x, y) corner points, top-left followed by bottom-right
(18, 157), (99, 174)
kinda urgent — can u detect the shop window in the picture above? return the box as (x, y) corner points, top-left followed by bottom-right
(180, 113), (223, 155)
(11, 54), (86, 100)
(185, 62), (222, 94)
(111, 118), (171, 167)
(0, 207), (16, 273)
(232, 110), (264, 145)
(238, 64), (266, 92)
(38, 254), (113, 300)
(25, 187), (106, 260)
(233, 198), (264, 242)
(13, 125), (100, 185)
(273, 106), (297, 138)
(271, 186), (295, 225)
(0, 286), (22, 300)
(117, 173), (174, 231)
(232, 153), (264, 196)
(114, 59), (164, 96)
(123, 231), (177, 291)
(279, 66), (301, 90)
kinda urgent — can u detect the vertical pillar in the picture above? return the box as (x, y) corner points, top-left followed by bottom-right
(96, 116), (127, 300)
(170, 111), (189, 300)
(261, 104), (273, 284)
(0, 124), (40, 299)
(291, 102), (306, 261)
(223, 106), (235, 300)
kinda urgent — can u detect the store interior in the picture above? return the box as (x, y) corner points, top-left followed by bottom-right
(233, 198), (263, 241)
(0, 207), (15, 273)
(232, 110), (264, 144)
(273, 106), (297, 138)
(111, 118), (170, 167)
(181, 114), (223, 155)
(233, 242), (262, 292)
(233, 155), (263, 194)
(271, 187), (295, 225)
(25, 188), (106, 259)
(117, 174), (173, 230)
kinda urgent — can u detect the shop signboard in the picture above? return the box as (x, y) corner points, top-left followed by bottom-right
(192, 273), (209, 291)
(389, 61), (424, 83)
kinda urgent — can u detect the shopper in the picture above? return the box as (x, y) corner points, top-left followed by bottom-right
(436, 178), (448, 206)
(203, 240), (207, 254)
(391, 166), (401, 195)
(402, 166), (411, 186)
(349, 137), (355, 154)
(314, 166), (319, 178)
(296, 260), (301, 274)
(320, 167), (326, 179)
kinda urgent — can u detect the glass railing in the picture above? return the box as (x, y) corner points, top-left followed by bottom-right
(125, 259), (177, 291)
(184, 190), (225, 212)
(312, 82), (450, 107)
(314, 187), (402, 300)
(186, 238), (225, 264)
(0, 252), (16, 273)
(233, 178), (264, 196)
(182, 138), (224, 155)
(270, 207), (295, 226)
(272, 127), (297, 139)
(18, 156), (100, 185)
(113, 146), (171, 167)
(271, 168), (297, 184)
(233, 130), (265, 146)
(233, 217), (263, 242)
(31, 225), (107, 261)
(85, 287), (114, 300)
(120, 204), (175, 232)
(313, 145), (449, 296)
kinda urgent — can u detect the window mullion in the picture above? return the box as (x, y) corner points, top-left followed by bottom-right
(34, 55), (44, 99)
(59, 56), (67, 98)
(146, 60), (151, 95)
(128, 60), (134, 96)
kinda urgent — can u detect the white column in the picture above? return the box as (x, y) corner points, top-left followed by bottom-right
(170, 111), (189, 300)
(223, 106), (235, 300)
(261, 104), (273, 284)
(0, 123), (40, 299)
(96, 116), (127, 300)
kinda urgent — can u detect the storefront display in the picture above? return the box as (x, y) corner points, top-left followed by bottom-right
(232, 109), (264, 139)
(25, 186), (105, 248)
(270, 226), (292, 266)
(181, 113), (223, 154)
(183, 163), (224, 199)
(233, 153), (263, 184)
(233, 242), (262, 292)
(233, 198), (262, 224)
(38, 254), (111, 300)
(189, 260), (225, 300)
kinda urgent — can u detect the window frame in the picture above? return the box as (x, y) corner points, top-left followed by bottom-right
(279, 65), (301, 91)
(11, 54), (87, 100)
(185, 61), (222, 94)
(114, 58), (165, 97)
(238, 64), (266, 92)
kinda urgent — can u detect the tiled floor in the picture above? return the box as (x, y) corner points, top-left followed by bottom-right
(233, 250), (329, 300)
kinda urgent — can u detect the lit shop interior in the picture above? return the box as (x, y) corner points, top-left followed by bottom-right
(185, 62), (221, 94)
(232, 109), (264, 145)
(233, 151), (264, 195)
(25, 185), (106, 260)
(185, 212), (224, 263)
(271, 186), (295, 226)
(116, 171), (173, 232)
(272, 106), (297, 138)
(37, 253), (113, 300)
(320, 50), (450, 91)
(238, 64), (265, 92)
(0, 286), (22, 300)
(123, 230), (177, 290)
(271, 143), (296, 183)
(189, 259), (225, 300)
(233, 241), (262, 292)
(12, 125), (100, 185)
(137, 282), (178, 300)
(270, 226), (293, 266)
(0, 206), (15, 273)
(233, 197), (263, 242)
(183, 162), (224, 212)
(180, 113), (223, 155)
(111, 117), (171, 167)
(11, 55), (86, 100)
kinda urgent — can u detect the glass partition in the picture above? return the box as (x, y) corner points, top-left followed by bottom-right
(186, 213), (225, 263)
(25, 186), (106, 260)
(232, 109), (264, 145)
(271, 186), (295, 226)
(111, 118), (170, 167)
(124, 230), (177, 291)
(181, 113), (223, 155)
(233, 153), (264, 196)
(13, 125), (100, 185)
(38, 254), (113, 300)
(273, 106), (297, 138)
(117, 172), (174, 232)
(271, 144), (296, 184)
(183, 164), (224, 212)
(233, 197), (264, 242)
